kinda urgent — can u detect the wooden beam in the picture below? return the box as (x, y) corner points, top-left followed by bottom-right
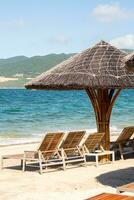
(106, 89), (121, 121)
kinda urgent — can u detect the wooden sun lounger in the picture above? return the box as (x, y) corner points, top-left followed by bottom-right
(1, 132), (64, 174)
(81, 133), (114, 166)
(111, 126), (134, 159)
(86, 193), (134, 200)
(59, 130), (86, 170)
(117, 182), (134, 194)
(22, 132), (65, 174)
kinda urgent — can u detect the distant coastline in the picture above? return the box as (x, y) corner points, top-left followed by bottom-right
(0, 50), (132, 88)
(0, 87), (24, 89)
(0, 53), (74, 88)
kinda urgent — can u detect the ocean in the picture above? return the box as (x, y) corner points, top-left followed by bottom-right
(0, 89), (133, 145)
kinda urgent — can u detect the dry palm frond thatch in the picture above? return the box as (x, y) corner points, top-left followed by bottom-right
(25, 41), (134, 90)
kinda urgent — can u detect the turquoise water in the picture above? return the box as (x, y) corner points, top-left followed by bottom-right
(0, 89), (133, 145)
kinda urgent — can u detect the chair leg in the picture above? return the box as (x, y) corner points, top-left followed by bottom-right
(80, 146), (87, 167)
(84, 155), (87, 167)
(22, 158), (26, 172)
(21, 159), (22, 167)
(0, 156), (3, 170)
(39, 160), (43, 174)
(95, 155), (99, 167)
(63, 159), (66, 171)
(61, 148), (66, 170)
(112, 152), (115, 163)
(38, 152), (43, 174)
(119, 144), (124, 160)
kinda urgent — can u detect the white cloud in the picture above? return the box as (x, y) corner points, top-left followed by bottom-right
(48, 35), (70, 45)
(0, 19), (24, 28)
(92, 3), (133, 22)
(110, 34), (134, 49)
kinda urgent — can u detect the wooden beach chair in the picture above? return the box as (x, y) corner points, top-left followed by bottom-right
(86, 193), (134, 200)
(117, 182), (134, 194)
(59, 130), (86, 169)
(111, 126), (134, 159)
(22, 132), (64, 173)
(81, 132), (114, 166)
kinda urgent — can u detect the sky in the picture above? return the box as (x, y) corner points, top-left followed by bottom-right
(0, 0), (134, 58)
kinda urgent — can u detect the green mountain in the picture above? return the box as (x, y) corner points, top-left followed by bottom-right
(0, 53), (74, 88)
(0, 49), (133, 88)
(122, 49), (133, 53)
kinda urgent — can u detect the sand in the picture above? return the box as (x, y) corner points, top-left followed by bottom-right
(0, 143), (134, 200)
(0, 76), (18, 82)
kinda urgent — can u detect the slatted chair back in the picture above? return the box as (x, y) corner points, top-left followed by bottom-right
(60, 130), (85, 156)
(84, 132), (105, 153)
(60, 130), (85, 149)
(38, 132), (64, 159)
(116, 126), (134, 143)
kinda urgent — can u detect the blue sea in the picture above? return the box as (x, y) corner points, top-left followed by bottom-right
(0, 89), (133, 145)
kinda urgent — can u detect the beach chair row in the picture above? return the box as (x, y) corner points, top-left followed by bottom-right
(1, 126), (134, 174)
(1, 131), (114, 174)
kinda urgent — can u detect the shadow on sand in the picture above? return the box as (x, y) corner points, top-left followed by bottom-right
(96, 167), (134, 188)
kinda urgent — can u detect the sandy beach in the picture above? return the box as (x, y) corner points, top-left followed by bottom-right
(0, 142), (134, 200)
(0, 1), (134, 200)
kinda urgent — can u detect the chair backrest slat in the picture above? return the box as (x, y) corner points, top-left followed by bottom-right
(60, 130), (85, 149)
(38, 132), (64, 152)
(84, 132), (105, 152)
(116, 126), (134, 143)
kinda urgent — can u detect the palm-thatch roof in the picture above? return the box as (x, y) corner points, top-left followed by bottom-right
(25, 41), (134, 90)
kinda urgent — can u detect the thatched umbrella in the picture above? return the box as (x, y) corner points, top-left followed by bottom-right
(25, 41), (134, 156)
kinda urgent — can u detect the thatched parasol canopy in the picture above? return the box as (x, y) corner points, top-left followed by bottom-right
(25, 41), (134, 90)
(25, 41), (134, 159)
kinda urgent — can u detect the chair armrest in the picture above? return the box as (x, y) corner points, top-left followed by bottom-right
(24, 151), (38, 158)
(41, 150), (57, 153)
(64, 147), (77, 151)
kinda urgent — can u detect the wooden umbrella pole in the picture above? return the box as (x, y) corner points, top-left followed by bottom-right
(86, 88), (121, 160)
